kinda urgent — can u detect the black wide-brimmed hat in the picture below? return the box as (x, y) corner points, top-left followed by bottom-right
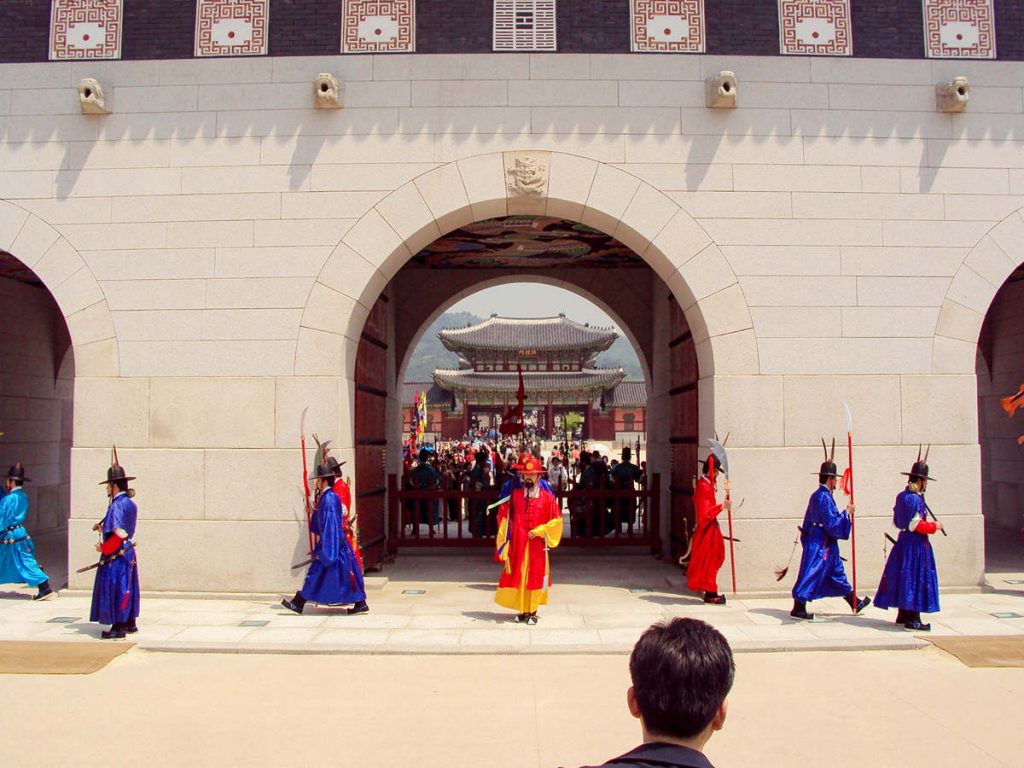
(817, 461), (839, 478)
(326, 456), (346, 476)
(900, 446), (936, 481)
(901, 460), (936, 482)
(310, 462), (335, 481)
(7, 463), (30, 483)
(99, 447), (134, 485)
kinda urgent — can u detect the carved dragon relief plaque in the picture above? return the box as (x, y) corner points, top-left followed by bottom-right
(503, 151), (550, 215)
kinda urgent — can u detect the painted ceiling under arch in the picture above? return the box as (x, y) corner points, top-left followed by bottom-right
(410, 216), (646, 269)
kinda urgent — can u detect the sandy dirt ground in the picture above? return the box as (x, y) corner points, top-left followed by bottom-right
(2, 645), (1022, 767)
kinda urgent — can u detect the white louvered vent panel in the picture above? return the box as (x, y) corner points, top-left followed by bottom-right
(494, 0), (557, 51)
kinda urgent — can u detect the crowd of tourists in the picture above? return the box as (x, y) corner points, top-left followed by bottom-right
(399, 438), (648, 538)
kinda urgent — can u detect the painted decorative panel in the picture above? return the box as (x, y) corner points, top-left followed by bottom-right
(493, 0), (556, 51)
(630, 0), (705, 53)
(342, 0), (415, 53)
(922, 0), (995, 59)
(778, 0), (851, 56)
(49, 0), (123, 60)
(195, 0), (269, 57)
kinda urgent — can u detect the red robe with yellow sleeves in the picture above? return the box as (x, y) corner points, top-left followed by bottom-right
(686, 475), (725, 594)
(494, 486), (563, 613)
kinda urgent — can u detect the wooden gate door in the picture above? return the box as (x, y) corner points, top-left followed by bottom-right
(668, 294), (699, 561)
(354, 294), (389, 568)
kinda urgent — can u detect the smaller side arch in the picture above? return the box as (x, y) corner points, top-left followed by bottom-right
(934, 208), (1024, 374)
(0, 200), (119, 376)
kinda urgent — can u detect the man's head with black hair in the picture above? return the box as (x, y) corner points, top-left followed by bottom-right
(627, 618), (734, 749)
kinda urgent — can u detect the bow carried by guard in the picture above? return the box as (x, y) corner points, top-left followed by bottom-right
(874, 446), (944, 632)
(87, 447), (140, 640)
(785, 438), (870, 621)
(685, 436), (737, 604)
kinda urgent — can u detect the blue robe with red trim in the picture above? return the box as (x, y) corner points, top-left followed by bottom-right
(90, 493), (140, 625)
(300, 488), (366, 605)
(792, 485), (852, 602)
(874, 489), (940, 613)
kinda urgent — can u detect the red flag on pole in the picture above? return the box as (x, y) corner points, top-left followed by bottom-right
(500, 365), (525, 435)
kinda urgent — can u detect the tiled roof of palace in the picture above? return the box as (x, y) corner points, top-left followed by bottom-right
(401, 382), (452, 406)
(437, 314), (617, 352)
(602, 380), (647, 407)
(431, 368), (625, 396)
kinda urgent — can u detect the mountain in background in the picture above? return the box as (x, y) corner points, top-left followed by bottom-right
(404, 311), (643, 381)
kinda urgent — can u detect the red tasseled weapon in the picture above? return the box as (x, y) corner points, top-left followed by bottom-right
(299, 407), (313, 557)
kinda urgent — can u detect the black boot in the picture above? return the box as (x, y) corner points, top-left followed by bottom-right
(101, 623), (126, 640)
(790, 600), (814, 620)
(903, 611), (931, 632)
(346, 600), (369, 615)
(703, 591), (726, 605)
(33, 580), (54, 601)
(123, 620), (139, 634)
(281, 592), (306, 615)
(844, 592), (872, 614)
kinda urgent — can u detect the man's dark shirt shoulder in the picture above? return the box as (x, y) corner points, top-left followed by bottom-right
(577, 742), (715, 768)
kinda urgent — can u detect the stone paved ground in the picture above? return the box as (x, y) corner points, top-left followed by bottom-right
(3, 552), (1024, 654)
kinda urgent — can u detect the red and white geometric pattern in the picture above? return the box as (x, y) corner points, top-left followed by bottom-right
(342, 0), (415, 53)
(923, 0), (996, 59)
(778, 0), (852, 56)
(493, 0), (556, 51)
(49, 0), (123, 60)
(630, 0), (705, 53)
(195, 0), (269, 57)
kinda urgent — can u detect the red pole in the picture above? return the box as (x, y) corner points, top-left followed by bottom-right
(725, 478), (736, 595)
(300, 433), (314, 557)
(847, 431), (857, 602)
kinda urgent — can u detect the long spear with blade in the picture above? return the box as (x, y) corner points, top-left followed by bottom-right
(299, 407), (314, 557)
(841, 401), (858, 600)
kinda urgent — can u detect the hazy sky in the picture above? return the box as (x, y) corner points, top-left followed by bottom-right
(448, 284), (621, 331)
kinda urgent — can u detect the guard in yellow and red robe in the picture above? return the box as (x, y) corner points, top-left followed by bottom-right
(494, 453), (562, 624)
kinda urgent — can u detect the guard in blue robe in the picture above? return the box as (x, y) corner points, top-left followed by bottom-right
(90, 455), (140, 640)
(790, 453), (870, 620)
(282, 462), (368, 615)
(0, 463), (54, 600)
(874, 458), (942, 632)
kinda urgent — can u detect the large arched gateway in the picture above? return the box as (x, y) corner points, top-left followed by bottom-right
(299, 152), (750, 572)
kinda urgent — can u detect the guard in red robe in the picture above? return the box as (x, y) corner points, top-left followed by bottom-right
(686, 454), (730, 605)
(494, 453), (563, 624)
(327, 456), (360, 570)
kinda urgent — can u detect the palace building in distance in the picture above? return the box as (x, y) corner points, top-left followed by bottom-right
(402, 313), (647, 441)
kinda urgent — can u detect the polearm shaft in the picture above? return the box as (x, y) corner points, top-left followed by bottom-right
(299, 407), (314, 556)
(847, 430), (857, 599)
(725, 478), (736, 595)
(924, 499), (948, 536)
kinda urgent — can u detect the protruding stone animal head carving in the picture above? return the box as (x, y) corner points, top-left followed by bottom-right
(706, 71), (737, 109)
(936, 76), (969, 112)
(78, 78), (108, 114)
(314, 73), (342, 108)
